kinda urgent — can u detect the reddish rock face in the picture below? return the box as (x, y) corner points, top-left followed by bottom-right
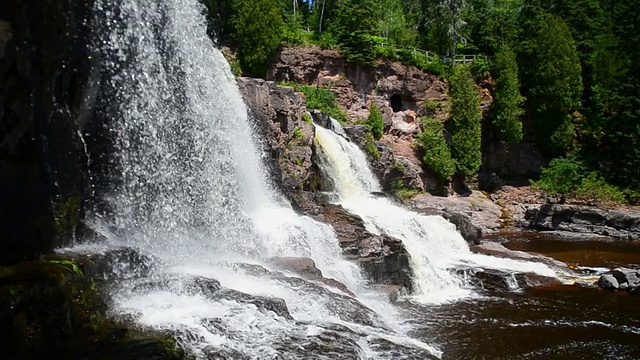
(267, 46), (448, 124)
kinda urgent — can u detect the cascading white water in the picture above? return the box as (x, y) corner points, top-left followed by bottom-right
(314, 123), (560, 304)
(91, 0), (441, 358)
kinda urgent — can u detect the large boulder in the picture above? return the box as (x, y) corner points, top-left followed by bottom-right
(308, 202), (414, 291)
(596, 267), (640, 295)
(410, 191), (503, 241)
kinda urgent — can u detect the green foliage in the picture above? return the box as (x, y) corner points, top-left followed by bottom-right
(365, 103), (384, 140)
(391, 179), (421, 199)
(232, 0), (284, 76)
(364, 132), (380, 160)
(416, 118), (456, 180)
(302, 112), (313, 124)
(47, 260), (84, 278)
(469, 58), (492, 81)
(518, 13), (582, 156)
(423, 99), (443, 115)
(449, 66), (482, 178)
(532, 157), (584, 194)
(292, 127), (304, 139)
(331, 0), (379, 64)
(282, 83), (349, 123)
(533, 157), (626, 204)
(575, 172), (626, 204)
(373, 45), (449, 76)
(491, 46), (524, 143)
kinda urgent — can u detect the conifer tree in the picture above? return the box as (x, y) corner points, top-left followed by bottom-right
(492, 46), (524, 143)
(449, 66), (482, 178)
(232, 0), (284, 76)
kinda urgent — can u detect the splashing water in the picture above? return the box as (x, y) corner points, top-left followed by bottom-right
(314, 123), (561, 304)
(89, 0), (443, 358)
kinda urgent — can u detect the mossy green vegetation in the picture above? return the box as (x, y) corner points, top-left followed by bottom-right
(302, 112), (313, 125)
(364, 132), (380, 160)
(280, 82), (349, 124)
(0, 255), (185, 359)
(391, 179), (422, 200)
(365, 103), (384, 140)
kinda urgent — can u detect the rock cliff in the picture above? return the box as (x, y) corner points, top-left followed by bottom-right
(0, 0), (97, 264)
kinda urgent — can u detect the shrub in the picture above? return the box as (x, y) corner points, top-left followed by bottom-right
(302, 112), (313, 125)
(391, 179), (421, 199)
(364, 132), (380, 160)
(365, 103), (384, 140)
(575, 172), (626, 204)
(281, 83), (349, 124)
(416, 118), (455, 180)
(532, 157), (626, 204)
(532, 157), (584, 194)
(292, 127), (304, 139)
(469, 58), (492, 81)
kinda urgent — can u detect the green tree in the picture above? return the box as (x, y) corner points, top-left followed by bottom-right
(491, 46), (524, 143)
(417, 118), (456, 180)
(376, 0), (416, 46)
(232, 0), (284, 76)
(330, 0), (379, 63)
(518, 13), (582, 155)
(449, 65), (482, 178)
(598, 0), (640, 191)
(366, 103), (384, 140)
(427, 0), (468, 59)
(465, 0), (523, 55)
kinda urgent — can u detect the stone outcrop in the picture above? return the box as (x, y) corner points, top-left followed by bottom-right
(596, 267), (640, 295)
(314, 203), (414, 291)
(237, 78), (320, 193)
(0, 0), (96, 264)
(286, 191), (413, 291)
(524, 204), (640, 240)
(410, 191), (504, 241)
(268, 46), (448, 122)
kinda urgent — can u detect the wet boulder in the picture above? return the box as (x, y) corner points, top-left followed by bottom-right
(597, 267), (640, 295)
(611, 267), (639, 289)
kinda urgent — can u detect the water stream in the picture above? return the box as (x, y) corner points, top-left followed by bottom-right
(314, 123), (561, 304)
(89, 0), (438, 358)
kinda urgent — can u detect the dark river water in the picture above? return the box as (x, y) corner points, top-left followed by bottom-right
(407, 233), (640, 360)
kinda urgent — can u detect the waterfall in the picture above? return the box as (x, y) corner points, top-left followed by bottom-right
(314, 123), (560, 304)
(89, 0), (442, 358)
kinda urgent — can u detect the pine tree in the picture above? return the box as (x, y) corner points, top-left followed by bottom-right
(232, 0), (284, 76)
(417, 118), (456, 180)
(518, 13), (582, 156)
(331, 0), (378, 63)
(450, 65), (482, 178)
(492, 46), (524, 143)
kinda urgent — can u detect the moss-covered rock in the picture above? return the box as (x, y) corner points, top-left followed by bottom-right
(0, 250), (185, 359)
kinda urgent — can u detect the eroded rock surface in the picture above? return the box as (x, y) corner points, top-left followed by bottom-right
(525, 204), (640, 240)
(237, 78), (319, 193)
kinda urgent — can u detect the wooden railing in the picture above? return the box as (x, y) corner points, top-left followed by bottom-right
(375, 41), (490, 64)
